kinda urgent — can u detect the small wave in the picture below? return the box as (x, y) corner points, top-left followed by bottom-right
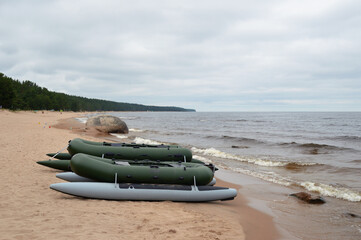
(233, 168), (292, 186)
(193, 155), (213, 164)
(75, 117), (87, 124)
(222, 135), (264, 144)
(133, 137), (164, 145)
(231, 119), (268, 123)
(191, 147), (317, 167)
(350, 159), (361, 163)
(204, 135), (264, 145)
(279, 141), (349, 154)
(129, 128), (144, 132)
(332, 135), (361, 142)
(231, 168), (361, 202)
(300, 182), (361, 202)
(281, 142), (340, 150)
(109, 133), (128, 139)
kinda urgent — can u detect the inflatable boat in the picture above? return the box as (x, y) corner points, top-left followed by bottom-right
(37, 156), (212, 172)
(37, 160), (72, 171)
(67, 138), (193, 162)
(75, 139), (181, 148)
(56, 172), (217, 186)
(71, 153), (214, 185)
(50, 182), (236, 202)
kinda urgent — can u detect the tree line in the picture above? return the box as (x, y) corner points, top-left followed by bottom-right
(0, 73), (195, 112)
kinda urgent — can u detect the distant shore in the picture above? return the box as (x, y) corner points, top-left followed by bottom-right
(0, 110), (279, 240)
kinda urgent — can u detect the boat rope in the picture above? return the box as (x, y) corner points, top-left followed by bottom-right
(49, 144), (69, 161)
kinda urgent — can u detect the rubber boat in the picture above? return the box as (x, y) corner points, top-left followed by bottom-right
(50, 182), (237, 202)
(67, 138), (193, 162)
(71, 153), (214, 185)
(37, 157), (211, 171)
(76, 139), (181, 148)
(47, 139), (183, 160)
(46, 152), (206, 164)
(56, 172), (217, 186)
(37, 160), (71, 171)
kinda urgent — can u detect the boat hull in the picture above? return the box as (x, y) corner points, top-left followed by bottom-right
(50, 182), (237, 202)
(67, 138), (193, 162)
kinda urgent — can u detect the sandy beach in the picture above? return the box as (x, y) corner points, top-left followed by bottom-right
(0, 110), (279, 240)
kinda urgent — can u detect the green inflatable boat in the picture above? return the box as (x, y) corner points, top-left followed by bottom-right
(38, 157), (210, 171)
(67, 138), (193, 162)
(37, 160), (72, 171)
(71, 153), (214, 186)
(75, 139), (181, 148)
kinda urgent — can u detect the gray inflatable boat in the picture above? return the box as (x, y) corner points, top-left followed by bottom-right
(50, 182), (237, 202)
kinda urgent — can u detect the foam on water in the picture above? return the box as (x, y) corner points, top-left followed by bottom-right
(133, 137), (164, 145)
(193, 155), (213, 163)
(233, 168), (292, 186)
(129, 128), (144, 132)
(300, 181), (361, 202)
(231, 167), (361, 202)
(109, 133), (128, 139)
(191, 147), (317, 167)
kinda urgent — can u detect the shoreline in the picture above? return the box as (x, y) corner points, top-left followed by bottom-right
(0, 110), (278, 240)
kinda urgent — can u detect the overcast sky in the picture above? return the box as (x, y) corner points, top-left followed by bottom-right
(1, 0), (360, 111)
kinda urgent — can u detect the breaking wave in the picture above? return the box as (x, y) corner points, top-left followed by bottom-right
(230, 167), (361, 202)
(300, 182), (361, 202)
(193, 155), (213, 164)
(109, 133), (128, 139)
(233, 168), (292, 186)
(191, 147), (318, 167)
(129, 128), (144, 132)
(133, 137), (164, 145)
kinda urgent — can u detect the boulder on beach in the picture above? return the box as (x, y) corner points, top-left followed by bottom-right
(290, 192), (326, 204)
(86, 115), (129, 134)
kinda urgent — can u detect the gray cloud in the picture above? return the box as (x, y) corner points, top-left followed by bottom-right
(1, 0), (360, 111)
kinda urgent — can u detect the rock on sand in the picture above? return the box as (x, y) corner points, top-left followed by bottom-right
(86, 115), (129, 134)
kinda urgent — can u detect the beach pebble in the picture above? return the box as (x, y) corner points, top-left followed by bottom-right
(289, 192), (326, 204)
(86, 115), (129, 134)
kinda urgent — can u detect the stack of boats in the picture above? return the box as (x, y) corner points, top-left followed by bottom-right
(38, 138), (237, 202)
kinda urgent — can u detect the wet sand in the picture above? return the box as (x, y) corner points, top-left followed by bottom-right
(0, 110), (279, 240)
